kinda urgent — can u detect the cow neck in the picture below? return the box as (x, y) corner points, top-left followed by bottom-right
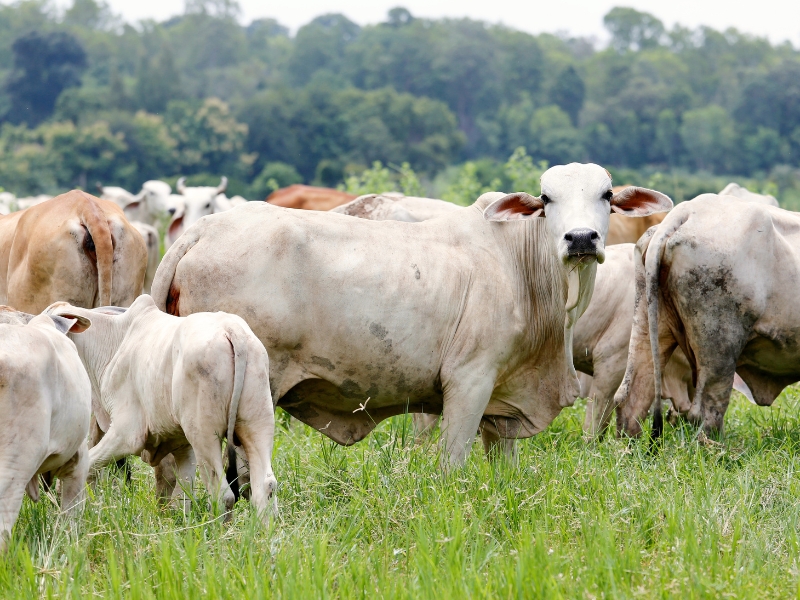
(78, 312), (130, 391)
(494, 218), (565, 351)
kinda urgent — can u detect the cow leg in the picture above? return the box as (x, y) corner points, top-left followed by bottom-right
(0, 446), (43, 552)
(86, 413), (146, 477)
(154, 454), (178, 503)
(237, 433), (278, 525)
(689, 363), (737, 435)
(479, 423), (518, 463)
(439, 376), (494, 469)
(54, 442), (89, 517)
(186, 431), (236, 519)
(412, 413), (439, 443)
(583, 363), (625, 439)
(0, 478), (26, 553)
(168, 446), (197, 514)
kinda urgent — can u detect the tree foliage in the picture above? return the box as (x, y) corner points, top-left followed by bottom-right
(0, 1), (798, 199)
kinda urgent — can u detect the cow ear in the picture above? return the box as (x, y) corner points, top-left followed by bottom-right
(484, 192), (545, 221)
(49, 314), (91, 334)
(611, 187), (673, 216)
(125, 200), (141, 212)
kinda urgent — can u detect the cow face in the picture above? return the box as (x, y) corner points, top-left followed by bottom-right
(167, 177), (228, 245)
(484, 163), (672, 267)
(140, 180), (174, 217)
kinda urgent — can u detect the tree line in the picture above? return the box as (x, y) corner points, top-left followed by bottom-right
(0, 0), (799, 204)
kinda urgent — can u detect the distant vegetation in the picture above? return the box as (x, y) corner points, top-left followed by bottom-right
(1, 0), (800, 206)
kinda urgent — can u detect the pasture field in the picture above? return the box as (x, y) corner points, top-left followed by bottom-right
(3, 391), (800, 599)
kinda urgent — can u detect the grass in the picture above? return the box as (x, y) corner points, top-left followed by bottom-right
(3, 390), (800, 598)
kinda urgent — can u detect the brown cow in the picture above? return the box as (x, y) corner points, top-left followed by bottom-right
(266, 185), (356, 211)
(606, 186), (668, 245)
(0, 190), (147, 313)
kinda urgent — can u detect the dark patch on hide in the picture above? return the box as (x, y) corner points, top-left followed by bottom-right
(311, 356), (336, 371)
(369, 322), (388, 340)
(411, 263), (421, 280)
(340, 379), (363, 398)
(82, 224), (97, 267)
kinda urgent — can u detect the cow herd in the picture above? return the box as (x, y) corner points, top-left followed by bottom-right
(0, 163), (791, 552)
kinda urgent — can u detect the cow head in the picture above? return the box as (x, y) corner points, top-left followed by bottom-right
(484, 163), (672, 268)
(167, 177), (228, 245)
(484, 164), (672, 397)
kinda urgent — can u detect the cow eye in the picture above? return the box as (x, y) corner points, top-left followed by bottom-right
(602, 190), (613, 201)
(541, 194), (551, 205)
(205, 203), (211, 208)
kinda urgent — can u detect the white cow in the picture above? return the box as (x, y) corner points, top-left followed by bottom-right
(0, 306), (92, 551)
(166, 177), (230, 247)
(153, 163), (672, 467)
(46, 295), (278, 522)
(99, 181), (175, 226)
(719, 183), (779, 207)
(337, 197), (693, 440)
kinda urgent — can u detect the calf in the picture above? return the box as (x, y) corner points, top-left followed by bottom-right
(0, 307), (92, 551)
(47, 295), (278, 522)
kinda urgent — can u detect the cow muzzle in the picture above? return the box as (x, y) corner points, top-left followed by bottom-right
(563, 228), (603, 264)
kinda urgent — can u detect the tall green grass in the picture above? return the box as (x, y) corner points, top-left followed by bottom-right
(3, 390), (800, 598)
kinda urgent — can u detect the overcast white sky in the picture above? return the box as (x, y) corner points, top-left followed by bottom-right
(95, 0), (800, 46)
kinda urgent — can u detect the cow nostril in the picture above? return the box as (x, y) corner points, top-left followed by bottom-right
(564, 233), (573, 242)
(590, 231), (599, 240)
(168, 208), (176, 215)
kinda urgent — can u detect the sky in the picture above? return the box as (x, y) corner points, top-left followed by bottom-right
(95, 0), (800, 46)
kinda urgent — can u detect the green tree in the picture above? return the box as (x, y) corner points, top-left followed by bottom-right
(680, 106), (736, 172)
(166, 97), (252, 176)
(250, 161), (302, 198)
(549, 66), (585, 125)
(134, 44), (182, 114)
(4, 30), (88, 126)
(529, 106), (584, 165)
(604, 7), (665, 52)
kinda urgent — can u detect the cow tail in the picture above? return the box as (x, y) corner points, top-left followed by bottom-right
(80, 195), (114, 306)
(150, 227), (201, 313)
(225, 322), (248, 501)
(644, 213), (688, 442)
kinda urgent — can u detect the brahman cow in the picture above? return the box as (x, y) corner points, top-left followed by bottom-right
(153, 163), (671, 467)
(99, 180), (176, 226)
(337, 197), (693, 440)
(165, 177), (231, 248)
(615, 194), (800, 437)
(0, 190), (147, 313)
(47, 295), (278, 522)
(267, 184), (356, 211)
(0, 306), (92, 551)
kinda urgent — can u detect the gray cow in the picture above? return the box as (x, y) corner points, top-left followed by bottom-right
(0, 307), (92, 551)
(616, 194), (800, 437)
